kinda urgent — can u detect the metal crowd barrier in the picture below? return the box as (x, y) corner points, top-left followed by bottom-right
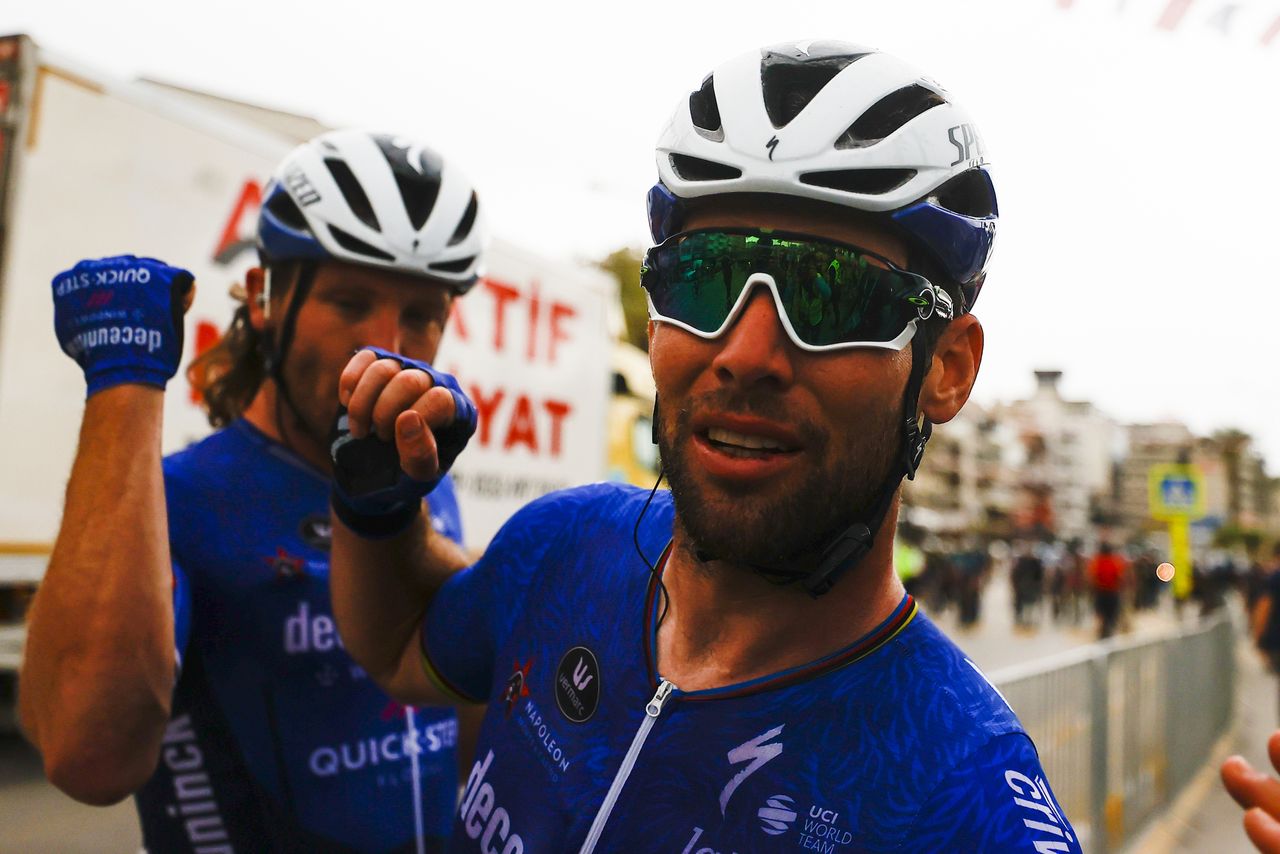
(990, 613), (1235, 854)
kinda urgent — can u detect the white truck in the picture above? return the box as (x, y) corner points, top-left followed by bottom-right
(0, 34), (617, 728)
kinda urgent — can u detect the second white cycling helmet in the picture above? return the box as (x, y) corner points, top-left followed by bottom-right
(259, 129), (486, 294)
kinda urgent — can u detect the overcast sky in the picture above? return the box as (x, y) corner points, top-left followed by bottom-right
(10, 0), (1280, 471)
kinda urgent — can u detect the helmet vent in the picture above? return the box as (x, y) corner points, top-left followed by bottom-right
(327, 225), (395, 263)
(265, 189), (310, 234)
(933, 168), (998, 218)
(324, 158), (381, 232)
(836, 85), (946, 149)
(688, 74), (723, 138)
(430, 256), (476, 274)
(669, 153), (742, 182)
(761, 52), (868, 129)
(372, 136), (444, 231)
(396, 172), (441, 232)
(448, 192), (479, 246)
(800, 168), (917, 195)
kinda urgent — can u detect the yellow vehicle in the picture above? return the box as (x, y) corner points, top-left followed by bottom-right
(608, 342), (660, 486)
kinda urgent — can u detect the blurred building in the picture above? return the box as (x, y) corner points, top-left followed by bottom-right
(1195, 431), (1271, 531)
(1115, 421), (1197, 536)
(905, 374), (1278, 546)
(994, 371), (1119, 543)
(903, 401), (1021, 537)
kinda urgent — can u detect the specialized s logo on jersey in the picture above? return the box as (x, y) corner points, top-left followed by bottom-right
(680, 725), (859, 853)
(719, 725), (784, 815)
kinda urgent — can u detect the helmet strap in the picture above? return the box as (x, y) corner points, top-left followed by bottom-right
(800, 332), (932, 596)
(262, 262), (321, 448)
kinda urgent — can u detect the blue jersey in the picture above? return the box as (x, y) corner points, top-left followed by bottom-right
(423, 484), (1081, 853)
(135, 419), (463, 853)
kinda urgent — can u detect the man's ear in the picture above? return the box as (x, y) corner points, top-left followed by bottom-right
(920, 315), (984, 425)
(245, 267), (269, 332)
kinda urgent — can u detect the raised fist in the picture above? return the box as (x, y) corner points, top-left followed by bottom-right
(330, 347), (476, 538)
(52, 255), (195, 397)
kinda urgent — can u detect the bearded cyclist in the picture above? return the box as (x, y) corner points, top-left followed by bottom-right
(329, 42), (1080, 851)
(20, 130), (484, 852)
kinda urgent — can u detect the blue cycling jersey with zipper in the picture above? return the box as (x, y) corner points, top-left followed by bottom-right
(423, 483), (1081, 853)
(135, 419), (462, 853)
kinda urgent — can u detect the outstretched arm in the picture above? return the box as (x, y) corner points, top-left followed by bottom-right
(329, 348), (473, 706)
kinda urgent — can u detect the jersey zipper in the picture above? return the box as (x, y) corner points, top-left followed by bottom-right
(578, 678), (677, 854)
(405, 706), (426, 854)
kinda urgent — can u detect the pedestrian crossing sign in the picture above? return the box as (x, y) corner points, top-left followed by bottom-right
(1147, 464), (1206, 520)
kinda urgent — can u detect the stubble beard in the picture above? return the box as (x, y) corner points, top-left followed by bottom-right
(277, 349), (339, 456)
(659, 389), (901, 572)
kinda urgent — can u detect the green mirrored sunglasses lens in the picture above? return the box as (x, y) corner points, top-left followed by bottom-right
(645, 232), (922, 346)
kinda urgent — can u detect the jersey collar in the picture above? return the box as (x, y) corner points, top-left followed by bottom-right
(641, 545), (918, 701)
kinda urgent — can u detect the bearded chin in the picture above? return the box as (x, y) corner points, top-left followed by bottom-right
(658, 403), (897, 571)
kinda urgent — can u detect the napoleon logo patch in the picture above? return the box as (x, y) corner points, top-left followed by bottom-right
(554, 646), (600, 723)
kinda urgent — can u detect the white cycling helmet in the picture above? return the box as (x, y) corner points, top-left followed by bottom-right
(258, 129), (486, 294)
(650, 40), (998, 309)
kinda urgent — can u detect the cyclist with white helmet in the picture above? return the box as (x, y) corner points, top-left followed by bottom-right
(21, 129), (485, 852)
(329, 42), (1080, 851)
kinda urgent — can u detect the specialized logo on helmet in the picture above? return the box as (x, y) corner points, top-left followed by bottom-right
(766, 135), (780, 161)
(947, 123), (985, 167)
(394, 138), (432, 176)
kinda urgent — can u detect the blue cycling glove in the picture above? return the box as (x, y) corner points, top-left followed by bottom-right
(52, 255), (194, 398)
(330, 347), (477, 539)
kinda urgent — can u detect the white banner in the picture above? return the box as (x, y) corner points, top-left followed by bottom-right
(435, 241), (616, 547)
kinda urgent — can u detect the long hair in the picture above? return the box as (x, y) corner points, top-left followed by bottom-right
(187, 261), (299, 428)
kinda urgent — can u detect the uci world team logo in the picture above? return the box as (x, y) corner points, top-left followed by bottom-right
(758, 794), (798, 836)
(554, 646), (600, 723)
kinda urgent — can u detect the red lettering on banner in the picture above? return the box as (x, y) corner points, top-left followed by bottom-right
(449, 300), (469, 341)
(470, 385), (506, 446)
(213, 179), (263, 265)
(504, 395), (538, 452)
(527, 281), (542, 362)
(464, 382), (574, 458)
(457, 276), (578, 363)
(549, 303), (576, 364)
(1156, 0), (1195, 31)
(543, 400), (571, 456)
(1263, 15), (1280, 45)
(484, 279), (520, 352)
